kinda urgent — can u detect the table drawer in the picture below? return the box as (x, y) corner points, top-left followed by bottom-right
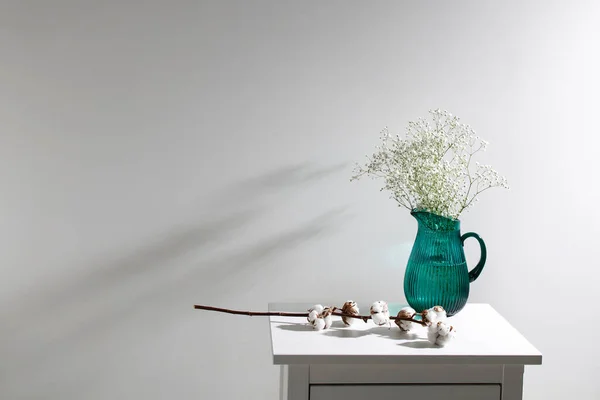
(310, 384), (501, 400)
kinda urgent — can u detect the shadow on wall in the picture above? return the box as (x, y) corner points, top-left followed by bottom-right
(1, 162), (351, 379)
(46, 205), (347, 348)
(7, 161), (348, 321)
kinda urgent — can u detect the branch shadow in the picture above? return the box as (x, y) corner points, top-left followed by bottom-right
(21, 208), (261, 297)
(397, 340), (435, 349)
(368, 326), (423, 341)
(229, 162), (349, 192)
(330, 320), (349, 329)
(71, 206), (348, 337)
(276, 323), (313, 332)
(2, 162), (351, 377)
(274, 320), (376, 338)
(322, 328), (372, 339)
(5, 162), (347, 320)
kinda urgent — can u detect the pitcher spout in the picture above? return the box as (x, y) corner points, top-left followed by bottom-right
(410, 209), (460, 232)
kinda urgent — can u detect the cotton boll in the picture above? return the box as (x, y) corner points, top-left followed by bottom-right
(436, 321), (451, 336)
(370, 301), (387, 314)
(397, 320), (415, 332)
(399, 306), (416, 317)
(435, 330), (455, 347)
(307, 310), (320, 326)
(308, 304), (324, 314)
(427, 324), (439, 344)
(435, 323), (456, 347)
(308, 305), (333, 330)
(370, 301), (390, 326)
(395, 307), (416, 332)
(312, 318), (326, 331)
(421, 309), (431, 325)
(372, 312), (389, 326)
(307, 304), (324, 324)
(341, 301), (360, 326)
(427, 321), (456, 346)
(432, 306), (447, 323)
(422, 306), (447, 325)
(322, 307), (333, 329)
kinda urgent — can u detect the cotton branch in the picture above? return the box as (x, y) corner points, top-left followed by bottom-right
(193, 304), (428, 326)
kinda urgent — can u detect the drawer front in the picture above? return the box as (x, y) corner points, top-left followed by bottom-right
(310, 384), (500, 400)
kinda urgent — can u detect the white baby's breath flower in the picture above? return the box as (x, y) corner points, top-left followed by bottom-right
(351, 109), (508, 219)
(370, 301), (390, 326)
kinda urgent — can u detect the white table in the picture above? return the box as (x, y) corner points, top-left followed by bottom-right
(269, 303), (542, 400)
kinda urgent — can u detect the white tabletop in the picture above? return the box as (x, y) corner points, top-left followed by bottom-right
(269, 303), (542, 365)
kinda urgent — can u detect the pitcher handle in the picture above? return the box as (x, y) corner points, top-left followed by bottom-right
(460, 232), (487, 283)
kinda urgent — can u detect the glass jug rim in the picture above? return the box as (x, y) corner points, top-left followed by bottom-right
(410, 208), (460, 231)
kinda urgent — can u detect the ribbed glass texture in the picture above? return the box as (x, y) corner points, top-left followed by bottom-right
(403, 210), (487, 317)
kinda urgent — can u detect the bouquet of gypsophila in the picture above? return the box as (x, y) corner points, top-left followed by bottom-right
(351, 109), (508, 220)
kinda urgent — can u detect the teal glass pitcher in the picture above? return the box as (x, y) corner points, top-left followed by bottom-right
(403, 210), (487, 316)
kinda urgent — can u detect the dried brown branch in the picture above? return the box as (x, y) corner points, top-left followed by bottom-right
(193, 305), (308, 318)
(193, 304), (428, 327)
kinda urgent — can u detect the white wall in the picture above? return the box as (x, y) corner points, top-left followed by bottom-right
(1, 1), (599, 399)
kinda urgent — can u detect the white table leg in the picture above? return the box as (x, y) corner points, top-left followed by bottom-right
(281, 365), (309, 400)
(502, 364), (524, 400)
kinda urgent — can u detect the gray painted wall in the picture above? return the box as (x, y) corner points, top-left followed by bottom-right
(1, 1), (598, 399)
